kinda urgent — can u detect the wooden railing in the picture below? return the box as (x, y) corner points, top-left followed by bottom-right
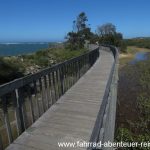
(89, 45), (119, 150)
(0, 47), (99, 149)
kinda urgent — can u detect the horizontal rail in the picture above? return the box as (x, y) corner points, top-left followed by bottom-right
(89, 45), (119, 150)
(0, 47), (99, 149)
(0, 48), (99, 97)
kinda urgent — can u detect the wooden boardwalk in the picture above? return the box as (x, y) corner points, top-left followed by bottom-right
(6, 49), (114, 150)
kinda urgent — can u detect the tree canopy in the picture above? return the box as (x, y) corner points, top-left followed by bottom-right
(97, 23), (116, 36)
(66, 13), (126, 52)
(96, 23), (126, 52)
(66, 12), (94, 50)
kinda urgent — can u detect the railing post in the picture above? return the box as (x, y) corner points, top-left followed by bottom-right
(0, 133), (4, 150)
(15, 89), (25, 133)
(26, 87), (35, 123)
(33, 81), (41, 116)
(44, 76), (50, 108)
(48, 73), (54, 105)
(77, 60), (81, 78)
(39, 78), (46, 113)
(1, 96), (13, 144)
(0, 45), (100, 149)
(60, 66), (64, 95)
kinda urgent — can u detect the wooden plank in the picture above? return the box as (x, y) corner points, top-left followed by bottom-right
(5, 49), (114, 150)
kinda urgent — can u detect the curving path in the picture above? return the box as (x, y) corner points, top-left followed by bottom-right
(6, 48), (114, 150)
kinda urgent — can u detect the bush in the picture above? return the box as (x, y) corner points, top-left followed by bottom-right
(0, 57), (24, 84)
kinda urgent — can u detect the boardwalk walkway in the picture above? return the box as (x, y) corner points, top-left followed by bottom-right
(6, 49), (114, 150)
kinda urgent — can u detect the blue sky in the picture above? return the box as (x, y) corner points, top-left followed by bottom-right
(0, 0), (150, 42)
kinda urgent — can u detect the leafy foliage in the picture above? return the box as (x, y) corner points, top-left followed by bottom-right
(0, 47), (87, 84)
(116, 55), (150, 149)
(66, 12), (95, 50)
(0, 57), (24, 84)
(125, 38), (150, 49)
(96, 23), (127, 52)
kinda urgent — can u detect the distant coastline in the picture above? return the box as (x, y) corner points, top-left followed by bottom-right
(0, 42), (49, 45)
(0, 42), (60, 56)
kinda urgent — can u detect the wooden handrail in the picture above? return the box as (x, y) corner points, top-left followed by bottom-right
(88, 45), (119, 150)
(0, 47), (99, 150)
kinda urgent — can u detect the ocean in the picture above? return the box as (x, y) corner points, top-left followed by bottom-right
(0, 42), (50, 56)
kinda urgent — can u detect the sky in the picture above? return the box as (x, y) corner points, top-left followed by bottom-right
(0, 0), (150, 42)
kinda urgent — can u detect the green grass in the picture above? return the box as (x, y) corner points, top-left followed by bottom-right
(116, 54), (150, 149)
(124, 38), (150, 49)
(0, 47), (87, 84)
(119, 46), (150, 67)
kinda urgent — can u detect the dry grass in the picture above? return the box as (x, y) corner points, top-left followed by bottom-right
(119, 46), (150, 67)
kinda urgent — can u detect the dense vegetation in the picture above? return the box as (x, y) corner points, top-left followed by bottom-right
(116, 53), (150, 149)
(66, 12), (126, 52)
(124, 38), (150, 49)
(66, 12), (97, 50)
(0, 11), (127, 85)
(0, 57), (24, 84)
(96, 23), (127, 52)
(0, 47), (87, 84)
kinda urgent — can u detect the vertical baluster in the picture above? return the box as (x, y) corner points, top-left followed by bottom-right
(73, 61), (76, 84)
(80, 59), (82, 77)
(33, 81), (40, 118)
(90, 52), (92, 64)
(0, 133), (4, 150)
(63, 64), (67, 92)
(68, 63), (71, 89)
(82, 57), (84, 75)
(44, 76), (50, 108)
(46, 74), (53, 106)
(1, 96), (13, 144)
(12, 91), (22, 135)
(89, 53), (91, 67)
(14, 89), (25, 134)
(18, 88), (29, 129)
(71, 62), (74, 85)
(72, 62), (75, 84)
(69, 63), (73, 86)
(86, 54), (88, 71)
(68, 63), (71, 88)
(26, 87), (35, 124)
(92, 52), (94, 65)
(87, 54), (89, 69)
(79, 59), (81, 78)
(39, 78), (46, 112)
(83, 56), (86, 74)
(85, 54), (87, 70)
(52, 71), (57, 102)
(75, 61), (78, 82)
(81, 57), (83, 74)
(55, 70), (60, 98)
(84, 55), (86, 71)
(62, 66), (65, 93)
(65, 64), (69, 90)
(80, 58), (83, 76)
(56, 69), (61, 98)
(59, 66), (64, 95)
(84, 55), (86, 73)
(48, 73), (54, 105)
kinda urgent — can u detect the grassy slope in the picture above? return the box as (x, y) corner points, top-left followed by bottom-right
(0, 47), (87, 84)
(119, 46), (150, 67)
(116, 47), (150, 149)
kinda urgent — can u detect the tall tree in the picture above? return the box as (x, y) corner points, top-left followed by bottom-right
(97, 23), (116, 37)
(96, 23), (126, 52)
(74, 12), (88, 32)
(66, 12), (93, 50)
